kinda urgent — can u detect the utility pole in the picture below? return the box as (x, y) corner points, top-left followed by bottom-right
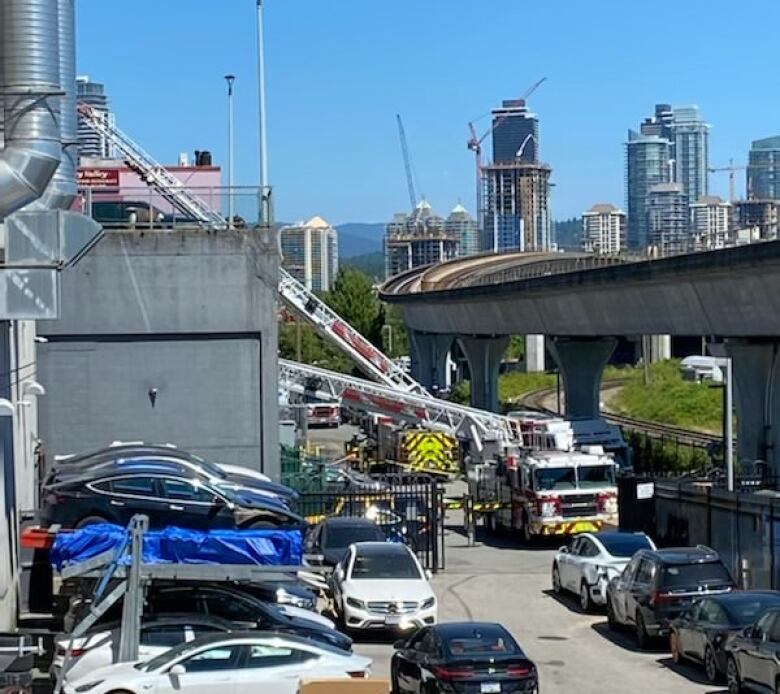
(256, 0), (269, 223)
(224, 74), (235, 229)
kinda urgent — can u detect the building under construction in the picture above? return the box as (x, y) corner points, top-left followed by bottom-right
(385, 200), (459, 278)
(481, 161), (552, 252)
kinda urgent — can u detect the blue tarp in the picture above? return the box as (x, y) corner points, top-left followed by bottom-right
(50, 524), (303, 571)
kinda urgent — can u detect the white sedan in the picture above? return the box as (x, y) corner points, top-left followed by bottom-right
(552, 531), (656, 611)
(63, 632), (372, 694)
(331, 542), (437, 632)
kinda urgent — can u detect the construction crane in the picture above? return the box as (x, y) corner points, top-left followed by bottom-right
(466, 78), (546, 227)
(396, 114), (418, 212)
(709, 159), (779, 202)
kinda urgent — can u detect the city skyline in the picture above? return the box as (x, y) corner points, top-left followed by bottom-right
(77, 0), (780, 225)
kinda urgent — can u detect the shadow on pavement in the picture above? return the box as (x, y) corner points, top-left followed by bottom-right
(656, 656), (723, 689)
(589, 621), (667, 654)
(541, 588), (590, 616)
(444, 524), (562, 551)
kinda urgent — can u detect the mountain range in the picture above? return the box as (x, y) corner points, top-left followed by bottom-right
(335, 222), (385, 258)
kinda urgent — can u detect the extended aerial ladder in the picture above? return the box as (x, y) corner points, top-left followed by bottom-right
(78, 103), (428, 396)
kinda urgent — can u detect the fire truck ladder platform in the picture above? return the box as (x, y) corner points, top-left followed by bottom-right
(280, 358), (521, 448)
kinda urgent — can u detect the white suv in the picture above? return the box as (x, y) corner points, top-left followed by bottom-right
(331, 542), (437, 632)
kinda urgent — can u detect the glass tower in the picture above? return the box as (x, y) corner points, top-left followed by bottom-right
(748, 136), (780, 199)
(625, 130), (671, 248)
(491, 100), (539, 164)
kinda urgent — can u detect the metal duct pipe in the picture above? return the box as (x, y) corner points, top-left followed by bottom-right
(36, 0), (76, 209)
(0, 0), (62, 219)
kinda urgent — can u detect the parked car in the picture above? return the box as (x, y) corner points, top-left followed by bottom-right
(391, 622), (538, 694)
(232, 580), (318, 612)
(306, 400), (341, 428)
(48, 443), (296, 504)
(142, 584), (351, 652)
(54, 614), (243, 684)
(321, 462), (386, 493)
(305, 517), (387, 567)
(724, 606), (780, 693)
(606, 546), (734, 649)
(62, 632), (371, 694)
(552, 531), (656, 611)
(40, 464), (303, 530)
(671, 591), (780, 683)
(331, 542), (437, 632)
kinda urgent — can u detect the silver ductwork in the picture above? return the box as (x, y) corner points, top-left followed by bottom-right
(0, 0), (63, 219)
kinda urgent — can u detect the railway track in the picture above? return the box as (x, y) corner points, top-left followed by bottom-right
(517, 383), (721, 449)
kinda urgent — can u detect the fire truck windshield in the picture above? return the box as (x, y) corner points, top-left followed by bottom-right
(533, 464), (615, 491)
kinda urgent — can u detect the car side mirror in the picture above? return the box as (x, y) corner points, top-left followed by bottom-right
(393, 639), (406, 650)
(169, 664), (185, 677)
(425, 569), (433, 581)
(559, 546), (569, 554)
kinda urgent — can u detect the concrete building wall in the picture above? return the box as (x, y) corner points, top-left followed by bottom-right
(36, 227), (280, 476)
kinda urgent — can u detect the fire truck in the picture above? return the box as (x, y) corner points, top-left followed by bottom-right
(469, 415), (619, 541)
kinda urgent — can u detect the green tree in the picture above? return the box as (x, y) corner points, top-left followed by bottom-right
(323, 267), (383, 345)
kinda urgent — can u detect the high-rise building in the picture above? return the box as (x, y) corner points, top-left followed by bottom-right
(582, 204), (626, 255)
(481, 163), (551, 252)
(748, 136), (780, 199)
(734, 199), (780, 241)
(625, 130), (671, 248)
(385, 200), (458, 278)
(689, 196), (731, 250)
(491, 99), (539, 164)
(626, 104), (709, 248)
(445, 203), (480, 257)
(647, 183), (689, 254)
(76, 75), (116, 159)
(280, 216), (338, 292)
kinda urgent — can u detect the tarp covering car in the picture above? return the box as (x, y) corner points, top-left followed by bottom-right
(50, 524), (303, 570)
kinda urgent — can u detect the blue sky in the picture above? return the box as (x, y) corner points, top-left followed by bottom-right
(78, 0), (780, 225)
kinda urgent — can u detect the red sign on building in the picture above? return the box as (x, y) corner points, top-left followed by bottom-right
(77, 168), (120, 187)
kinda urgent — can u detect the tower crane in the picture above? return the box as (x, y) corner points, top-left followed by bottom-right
(466, 78), (546, 230)
(708, 159), (779, 201)
(396, 114), (418, 212)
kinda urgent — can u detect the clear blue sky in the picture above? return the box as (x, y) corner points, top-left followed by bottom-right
(78, 0), (780, 225)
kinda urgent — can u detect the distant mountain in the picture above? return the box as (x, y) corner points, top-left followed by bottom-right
(336, 222), (384, 258)
(342, 251), (384, 281)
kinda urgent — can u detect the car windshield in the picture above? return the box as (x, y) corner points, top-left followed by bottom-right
(534, 467), (576, 491)
(351, 550), (421, 579)
(325, 524), (384, 549)
(723, 597), (780, 626)
(598, 534), (652, 558)
(444, 626), (520, 656)
(577, 464), (616, 488)
(660, 562), (732, 589)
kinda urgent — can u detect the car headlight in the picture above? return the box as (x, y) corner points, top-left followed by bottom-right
(346, 597), (366, 609)
(275, 587), (315, 610)
(74, 681), (104, 692)
(422, 597), (436, 609)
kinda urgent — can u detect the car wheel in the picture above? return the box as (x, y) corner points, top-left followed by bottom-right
(670, 631), (682, 664)
(635, 611), (650, 650)
(245, 520), (277, 529)
(579, 581), (594, 613)
(704, 645), (720, 683)
(606, 597), (618, 630)
(75, 514), (109, 529)
(390, 662), (401, 694)
(552, 564), (562, 594)
(726, 656), (742, 694)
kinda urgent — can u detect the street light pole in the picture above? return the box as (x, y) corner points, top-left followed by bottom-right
(224, 74), (235, 229)
(256, 0), (270, 223)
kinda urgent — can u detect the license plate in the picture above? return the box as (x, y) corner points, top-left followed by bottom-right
(481, 684), (501, 693)
(385, 615), (401, 625)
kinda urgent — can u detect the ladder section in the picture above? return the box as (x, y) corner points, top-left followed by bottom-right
(279, 269), (429, 395)
(76, 103), (226, 228)
(280, 358), (520, 444)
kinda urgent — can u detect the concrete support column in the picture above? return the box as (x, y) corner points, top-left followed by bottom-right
(548, 337), (617, 419)
(524, 334), (546, 373)
(458, 335), (509, 412)
(710, 340), (780, 472)
(648, 334), (671, 362)
(409, 331), (453, 392)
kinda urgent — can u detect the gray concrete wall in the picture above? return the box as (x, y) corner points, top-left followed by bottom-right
(37, 228), (280, 477)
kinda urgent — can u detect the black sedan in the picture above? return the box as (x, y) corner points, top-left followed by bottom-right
(725, 606), (780, 693)
(671, 591), (780, 683)
(40, 463), (303, 530)
(305, 516), (387, 566)
(391, 622), (538, 693)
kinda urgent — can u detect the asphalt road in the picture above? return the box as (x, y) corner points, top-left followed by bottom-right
(352, 523), (724, 694)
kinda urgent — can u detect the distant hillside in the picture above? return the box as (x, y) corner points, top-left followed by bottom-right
(553, 217), (582, 251)
(342, 251), (384, 281)
(336, 222), (384, 258)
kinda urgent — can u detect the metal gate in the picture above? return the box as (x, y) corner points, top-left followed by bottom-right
(296, 474), (445, 572)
